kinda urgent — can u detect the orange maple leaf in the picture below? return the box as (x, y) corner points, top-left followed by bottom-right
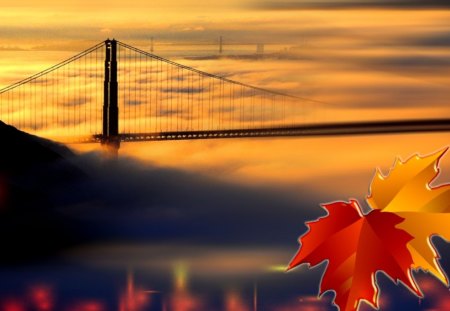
(288, 200), (421, 311)
(367, 148), (450, 285)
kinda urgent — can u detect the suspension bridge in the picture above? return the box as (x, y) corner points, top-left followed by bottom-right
(0, 39), (449, 152)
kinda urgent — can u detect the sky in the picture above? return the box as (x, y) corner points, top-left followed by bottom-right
(1, 1), (450, 310)
(1, 1), (450, 180)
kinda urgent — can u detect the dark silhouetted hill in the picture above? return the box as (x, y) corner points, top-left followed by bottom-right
(0, 121), (86, 263)
(0, 121), (73, 175)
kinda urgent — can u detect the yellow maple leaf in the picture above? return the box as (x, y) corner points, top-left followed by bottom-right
(367, 148), (450, 286)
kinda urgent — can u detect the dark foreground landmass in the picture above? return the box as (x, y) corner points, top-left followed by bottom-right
(0, 121), (87, 263)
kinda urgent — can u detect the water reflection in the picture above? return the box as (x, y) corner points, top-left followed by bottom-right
(0, 262), (332, 311)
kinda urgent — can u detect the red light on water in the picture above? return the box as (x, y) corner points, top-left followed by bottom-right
(272, 296), (330, 311)
(1, 299), (26, 311)
(169, 291), (202, 311)
(224, 291), (250, 311)
(67, 301), (105, 311)
(119, 288), (152, 311)
(136, 291), (149, 305)
(29, 285), (54, 311)
(419, 275), (450, 310)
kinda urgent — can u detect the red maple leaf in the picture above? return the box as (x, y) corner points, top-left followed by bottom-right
(288, 200), (421, 311)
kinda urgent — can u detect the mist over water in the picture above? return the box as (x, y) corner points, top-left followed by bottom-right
(1, 124), (449, 310)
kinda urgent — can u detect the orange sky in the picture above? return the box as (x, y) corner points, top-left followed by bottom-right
(1, 1), (450, 198)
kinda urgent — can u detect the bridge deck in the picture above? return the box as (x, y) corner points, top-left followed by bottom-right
(69, 119), (450, 144)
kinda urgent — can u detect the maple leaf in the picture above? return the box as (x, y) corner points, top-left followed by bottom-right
(288, 200), (420, 311)
(367, 148), (450, 285)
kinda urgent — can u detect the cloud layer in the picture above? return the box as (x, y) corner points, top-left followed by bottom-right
(255, 0), (450, 10)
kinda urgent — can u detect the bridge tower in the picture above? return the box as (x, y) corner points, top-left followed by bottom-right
(102, 39), (120, 153)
